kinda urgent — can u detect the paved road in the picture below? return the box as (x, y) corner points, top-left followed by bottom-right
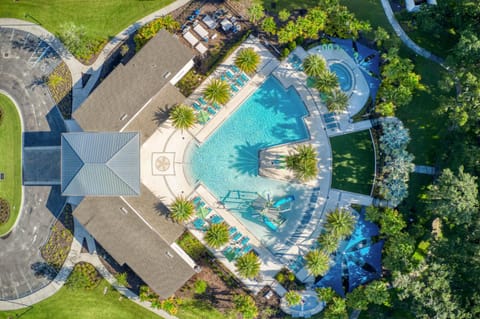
(0, 28), (66, 300)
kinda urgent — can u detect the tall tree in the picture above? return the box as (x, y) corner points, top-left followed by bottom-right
(315, 70), (339, 94)
(169, 104), (196, 130)
(305, 249), (330, 276)
(325, 88), (349, 113)
(235, 48), (260, 74)
(248, 3), (265, 24)
(203, 79), (231, 105)
(169, 196), (195, 222)
(427, 166), (478, 226)
(233, 294), (258, 319)
(325, 209), (356, 239)
(204, 222), (229, 248)
(302, 54), (327, 78)
(235, 252), (261, 279)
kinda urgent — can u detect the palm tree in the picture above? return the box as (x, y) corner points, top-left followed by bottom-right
(317, 232), (339, 254)
(169, 104), (196, 130)
(325, 209), (357, 239)
(305, 249), (330, 276)
(325, 89), (349, 113)
(315, 70), (339, 94)
(169, 196), (195, 223)
(203, 79), (231, 105)
(205, 222), (229, 248)
(285, 290), (302, 306)
(302, 54), (326, 78)
(235, 252), (261, 279)
(285, 144), (318, 182)
(235, 48), (260, 74)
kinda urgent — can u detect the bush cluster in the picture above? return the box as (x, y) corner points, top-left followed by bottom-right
(0, 198), (10, 225)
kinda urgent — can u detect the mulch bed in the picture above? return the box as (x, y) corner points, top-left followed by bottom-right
(40, 204), (74, 271)
(0, 198), (10, 225)
(47, 62), (73, 119)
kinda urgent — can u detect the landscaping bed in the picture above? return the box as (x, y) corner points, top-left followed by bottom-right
(47, 62), (73, 119)
(40, 204), (74, 271)
(0, 94), (22, 237)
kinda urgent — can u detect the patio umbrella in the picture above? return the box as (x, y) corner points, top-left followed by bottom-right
(196, 110), (209, 124)
(196, 206), (209, 219)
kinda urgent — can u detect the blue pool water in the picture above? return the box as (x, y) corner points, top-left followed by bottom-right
(187, 76), (309, 237)
(329, 63), (352, 91)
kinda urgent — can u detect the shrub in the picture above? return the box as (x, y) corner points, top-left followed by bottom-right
(115, 272), (128, 287)
(66, 262), (100, 290)
(285, 290), (302, 306)
(193, 279), (208, 294)
(134, 15), (180, 51)
(235, 48), (261, 74)
(233, 294), (258, 319)
(0, 198), (10, 225)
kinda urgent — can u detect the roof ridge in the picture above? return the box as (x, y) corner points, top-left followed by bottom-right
(61, 137), (85, 192)
(104, 164), (139, 196)
(105, 134), (139, 195)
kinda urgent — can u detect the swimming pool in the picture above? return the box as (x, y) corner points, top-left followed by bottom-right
(329, 62), (353, 92)
(187, 76), (310, 242)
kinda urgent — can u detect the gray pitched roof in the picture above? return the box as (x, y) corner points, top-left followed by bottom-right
(61, 132), (140, 196)
(74, 29), (193, 132)
(73, 195), (195, 299)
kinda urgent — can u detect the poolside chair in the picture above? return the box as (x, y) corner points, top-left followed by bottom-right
(212, 102), (221, 110)
(232, 232), (242, 242)
(207, 107), (216, 115)
(236, 78), (244, 87)
(241, 236), (250, 246)
(192, 102), (202, 111)
(198, 97), (207, 105)
(192, 196), (202, 205)
(240, 72), (249, 82)
(226, 70), (235, 80)
(223, 246), (233, 256)
(230, 84), (239, 93)
(231, 65), (240, 73)
(241, 244), (252, 255)
(193, 218), (205, 231)
(220, 74), (228, 82)
(228, 226), (238, 236)
(232, 247), (242, 258)
(211, 215), (224, 224)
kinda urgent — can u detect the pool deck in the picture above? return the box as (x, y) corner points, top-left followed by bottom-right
(140, 36), (374, 296)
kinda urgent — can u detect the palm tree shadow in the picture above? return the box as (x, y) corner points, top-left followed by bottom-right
(229, 141), (267, 176)
(153, 107), (170, 126)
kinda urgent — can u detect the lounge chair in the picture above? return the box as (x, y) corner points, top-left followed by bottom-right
(236, 78), (244, 87)
(198, 97), (207, 105)
(226, 70), (235, 80)
(212, 102), (221, 110)
(192, 102), (202, 111)
(228, 226), (238, 236)
(230, 84), (239, 92)
(211, 215), (224, 224)
(232, 232), (242, 242)
(221, 74), (228, 82)
(231, 65), (240, 73)
(223, 246), (233, 256)
(193, 218), (205, 230)
(240, 72), (249, 82)
(192, 196), (202, 205)
(241, 237), (250, 246)
(207, 107), (216, 115)
(241, 244), (252, 254)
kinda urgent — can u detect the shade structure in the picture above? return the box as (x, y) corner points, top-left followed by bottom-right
(196, 110), (209, 124)
(196, 206), (209, 219)
(315, 260), (345, 297)
(195, 42), (208, 55)
(193, 24), (209, 40)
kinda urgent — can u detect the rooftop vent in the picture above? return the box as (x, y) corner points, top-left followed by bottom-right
(163, 71), (171, 79)
(120, 207), (129, 215)
(120, 113), (128, 121)
(165, 251), (174, 258)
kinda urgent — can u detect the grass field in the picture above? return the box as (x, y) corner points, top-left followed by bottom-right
(0, 94), (22, 236)
(0, 280), (161, 319)
(331, 130), (375, 195)
(0, 0), (174, 57)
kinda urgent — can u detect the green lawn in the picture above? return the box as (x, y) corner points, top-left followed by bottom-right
(261, 0), (317, 12)
(0, 0), (174, 50)
(0, 280), (161, 319)
(330, 130), (375, 195)
(177, 299), (229, 319)
(0, 94), (22, 236)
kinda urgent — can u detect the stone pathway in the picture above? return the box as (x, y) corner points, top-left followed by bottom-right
(0, 0), (191, 111)
(380, 0), (445, 66)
